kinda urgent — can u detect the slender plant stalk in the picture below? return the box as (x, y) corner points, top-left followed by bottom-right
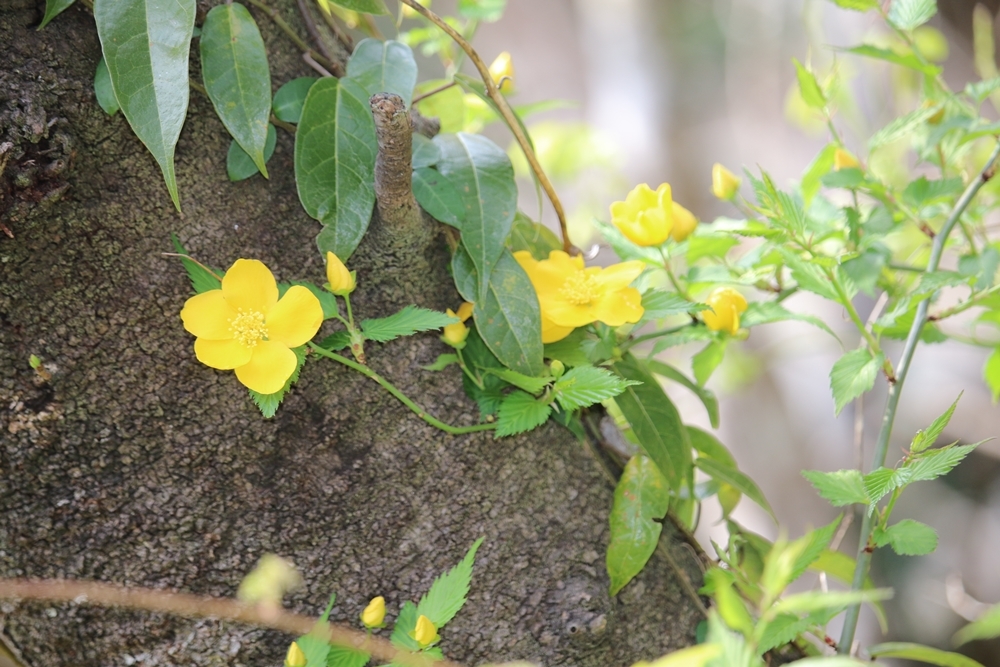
(243, 0), (340, 74)
(828, 269), (895, 380)
(307, 343), (496, 435)
(397, 0), (572, 253)
(838, 140), (1000, 654)
(931, 282), (1000, 321)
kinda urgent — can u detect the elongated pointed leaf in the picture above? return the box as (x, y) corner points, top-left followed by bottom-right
(413, 167), (463, 227)
(227, 123), (277, 181)
(346, 39), (418, 107)
(95, 0), (196, 211)
(435, 133), (517, 301)
(696, 455), (776, 521)
(39, 0), (76, 29)
(200, 3), (272, 177)
(473, 250), (544, 376)
(295, 77), (377, 260)
(93, 56), (119, 116)
(273, 77), (317, 123)
(607, 455), (670, 595)
(869, 642), (984, 667)
(416, 538), (483, 628)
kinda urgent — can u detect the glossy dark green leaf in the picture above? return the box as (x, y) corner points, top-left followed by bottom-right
(451, 244), (478, 303)
(507, 212), (561, 259)
(413, 167), (463, 227)
(295, 77), (377, 261)
(272, 76), (317, 123)
(94, 0), (196, 211)
(328, 0), (388, 14)
(646, 359), (719, 427)
(830, 348), (882, 415)
(607, 455), (670, 595)
(227, 123), (277, 181)
(93, 56), (119, 116)
(696, 456), (776, 521)
(39, 0), (76, 29)
(412, 133), (441, 168)
(435, 133), (517, 301)
(200, 3), (271, 177)
(472, 250), (544, 376)
(346, 39), (418, 107)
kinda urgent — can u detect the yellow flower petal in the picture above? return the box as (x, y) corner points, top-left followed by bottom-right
(592, 286), (644, 326)
(670, 202), (698, 242)
(456, 301), (474, 322)
(541, 317), (575, 344)
(194, 337), (253, 370)
(266, 286), (324, 348)
(590, 261), (645, 292)
(545, 299), (596, 328)
(235, 340), (298, 394)
(181, 290), (237, 340)
(222, 259), (279, 315)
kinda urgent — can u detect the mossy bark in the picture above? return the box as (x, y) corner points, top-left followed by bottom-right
(0, 3), (703, 666)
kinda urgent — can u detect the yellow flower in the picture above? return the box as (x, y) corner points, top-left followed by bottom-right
(701, 287), (748, 335)
(489, 51), (515, 94)
(712, 163), (740, 201)
(411, 614), (439, 647)
(361, 595), (386, 628)
(326, 251), (356, 295)
(442, 308), (469, 348)
(284, 641), (307, 667)
(610, 183), (673, 247)
(180, 259), (323, 394)
(456, 301), (474, 322)
(670, 202), (698, 242)
(515, 250), (645, 343)
(833, 148), (860, 171)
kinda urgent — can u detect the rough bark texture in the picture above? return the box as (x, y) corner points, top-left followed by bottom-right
(0, 3), (703, 667)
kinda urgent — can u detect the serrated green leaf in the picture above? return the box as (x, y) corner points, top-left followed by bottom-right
(954, 603), (1000, 646)
(200, 3), (272, 177)
(887, 0), (937, 31)
(842, 248), (888, 297)
(864, 466), (909, 511)
(844, 44), (941, 75)
(326, 646), (370, 667)
(39, 0), (77, 29)
(328, 0), (388, 14)
(875, 519), (938, 556)
(553, 365), (639, 412)
(756, 612), (816, 655)
(249, 345), (307, 418)
(916, 270), (970, 297)
(413, 167), (463, 227)
(612, 355), (692, 492)
(390, 601), (420, 651)
(94, 0), (196, 211)
(273, 77), (317, 123)
(739, 301), (838, 339)
(435, 133), (517, 300)
(785, 518), (841, 587)
(361, 305), (456, 343)
(412, 133), (441, 169)
(543, 329), (591, 368)
(296, 77), (377, 261)
(495, 390), (551, 437)
(830, 348), (882, 415)
(487, 367), (549, 394)
(902, 176), (963, 209)
(607, 455), (670, 595)
(793, 58), (825, 108)
(905, 443), (981, 483)
(171, 234), (221, 294)
(320, 331), (351, 351)
(507, 212), (562, 259)
(424, 353), (458, 371)
(416, 538), (483, 628)
(93, 56), (119, 116)
(346, 39), (418, 107)
(227, 123), (277, 181)
(458, 0), (506, 21)
(870, 105), (940, 150)
(640, 291), (703, 321)
(696, 456), (776, 521)
(295, 595), (337, 667)
(966, 77), (1000, 103)
(647, 360), (719, 428)
(473, 250), (544, 376)
(692, 340), (726, 386)
(802, 469), (869, 506)
(869, 642), (984, 667)
(780, 249), (840, 301)
(912, 394), (961, 453)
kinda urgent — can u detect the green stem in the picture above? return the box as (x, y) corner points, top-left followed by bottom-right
(455, 348), (485, 390)
(621, 323), (697, 353)
(931, 282), (1000, 321)
(659, 247), (690, 300)
(307, 343), (496, 435)
(838, 139), (1000, 655)
(344, 293), (356, 329)
(828, 269), (894, 379)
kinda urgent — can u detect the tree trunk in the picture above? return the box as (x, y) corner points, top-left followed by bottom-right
(0, 3), (703, 666)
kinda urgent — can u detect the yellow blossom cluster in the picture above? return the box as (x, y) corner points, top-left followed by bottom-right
(609, 182), (698, 247)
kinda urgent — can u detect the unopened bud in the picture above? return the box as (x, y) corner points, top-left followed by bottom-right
(326, 251), (356, 295)
(361, 596), (386, 629)
(711, 163), (740, 201)
(489, 51), (515, 94)
(670, 202), (698, 242)
(833, 148), (860, 171)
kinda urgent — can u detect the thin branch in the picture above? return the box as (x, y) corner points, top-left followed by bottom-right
(397, 0), (572, 253)
(243, 0), (340, 75)
(319, 7), (355, 52)
(304, 52), (335, 78)
(296, 0), (345, 77)
(412, 81), (458, 105)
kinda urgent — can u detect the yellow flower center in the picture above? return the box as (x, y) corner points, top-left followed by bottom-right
(559, 272), (600, 305)
(230, 309), (268, 347)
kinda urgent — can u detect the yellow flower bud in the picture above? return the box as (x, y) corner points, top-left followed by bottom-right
(456, 301), (474, 322)
(711, 163), (740, 201)
(833, 148), (860, 171)
(442, 309), (469, 348)
(326, 251), (356, 295)
(610, 183), (673, 247)
(411, 614), (439, 647)
(670, 201), (698, 242)
(361, 595), (386, 628)
(285, 642), (307, 667)
(489, 51), (515, 94)
(701, 287), (748, 335)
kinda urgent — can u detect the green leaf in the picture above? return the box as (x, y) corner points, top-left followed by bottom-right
(607, 455), (670, 595)
(646, 360), (719, 428)
(985, 347), (1000, 401)
(869, 642), (984, 667)
(864, 466), (909, 510)
(273, 77), (317, 123)
(320, 331), (351, 351)
(692, 340), (726, 386)
(248, 345), (307, 418)
(472, 250), (544, 376)
(295, 77), (377, 261)
(802, 469), (868, 506)
(413, 78), (467, 133)
(411, 133), (441, 169)
(902, 176), (964, 209)
(171, 234), (221, 294)
(780, 250), (840, 301)
(553, 365), (639, 412)
(327, 0), (388, 14)
(844, 44), (941, 75)
(905, 443), (981, 483)
(687, 233), (739, 264)
(887, 0), (937, 31)
(94, 0), (196, 211)
(772, 588), (893, 616)
(413, 167), (463, 227)
(593, 219), (662, 264)
(390, 601), (420, 651)
(346, 39), (418, 107)
(869, 105), (941, 150)
(793, 58), (826, 108)
(424, 353), (458, 371)
(40, 0), (77, 28)
(297, 595), (337, 667)
(487, 367), (549, 394)
(326, 646), (370, 667)
(954, 603), (1000, 645)
(543, 329), (591, 368)
(911, 394), (961, 453)
(739, 301), (838, 339)
(507, 212), (562, 259)
(832, 0), (878, 10)
(687, 426), (735, 467)
(416, 538), (483, 628)
(696, 456), (776, 521)
(460, 327), (506, 417)
(842, 248), (888, 297)
(435, 133), (517, 300)
(200, 3), (272, 177)
(361, 305), (457, 343)
(495, 390), (551, 437)
(915, 270), (971, 297)
(640, 291), (704, 321)
(452, 244), (478, 304)
(874, 519), (938, 556)
(966, 77), (1000, 103)
(612, 355), (692, 492)
(801, 144), (836, 205)
(829, 348), (882, 415)
(458, 0), (506, 21)
(821, 168), (865, 189)
(93, 56), (119, 116)
(808, 550), (888, 631)
(227, 123), (277, 181)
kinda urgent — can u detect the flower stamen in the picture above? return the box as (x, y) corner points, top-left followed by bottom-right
(558, 272), (601, 306)
(229, 309), (268, 347)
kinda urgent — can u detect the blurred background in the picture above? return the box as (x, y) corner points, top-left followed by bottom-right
(392, 0), (1000, 662)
